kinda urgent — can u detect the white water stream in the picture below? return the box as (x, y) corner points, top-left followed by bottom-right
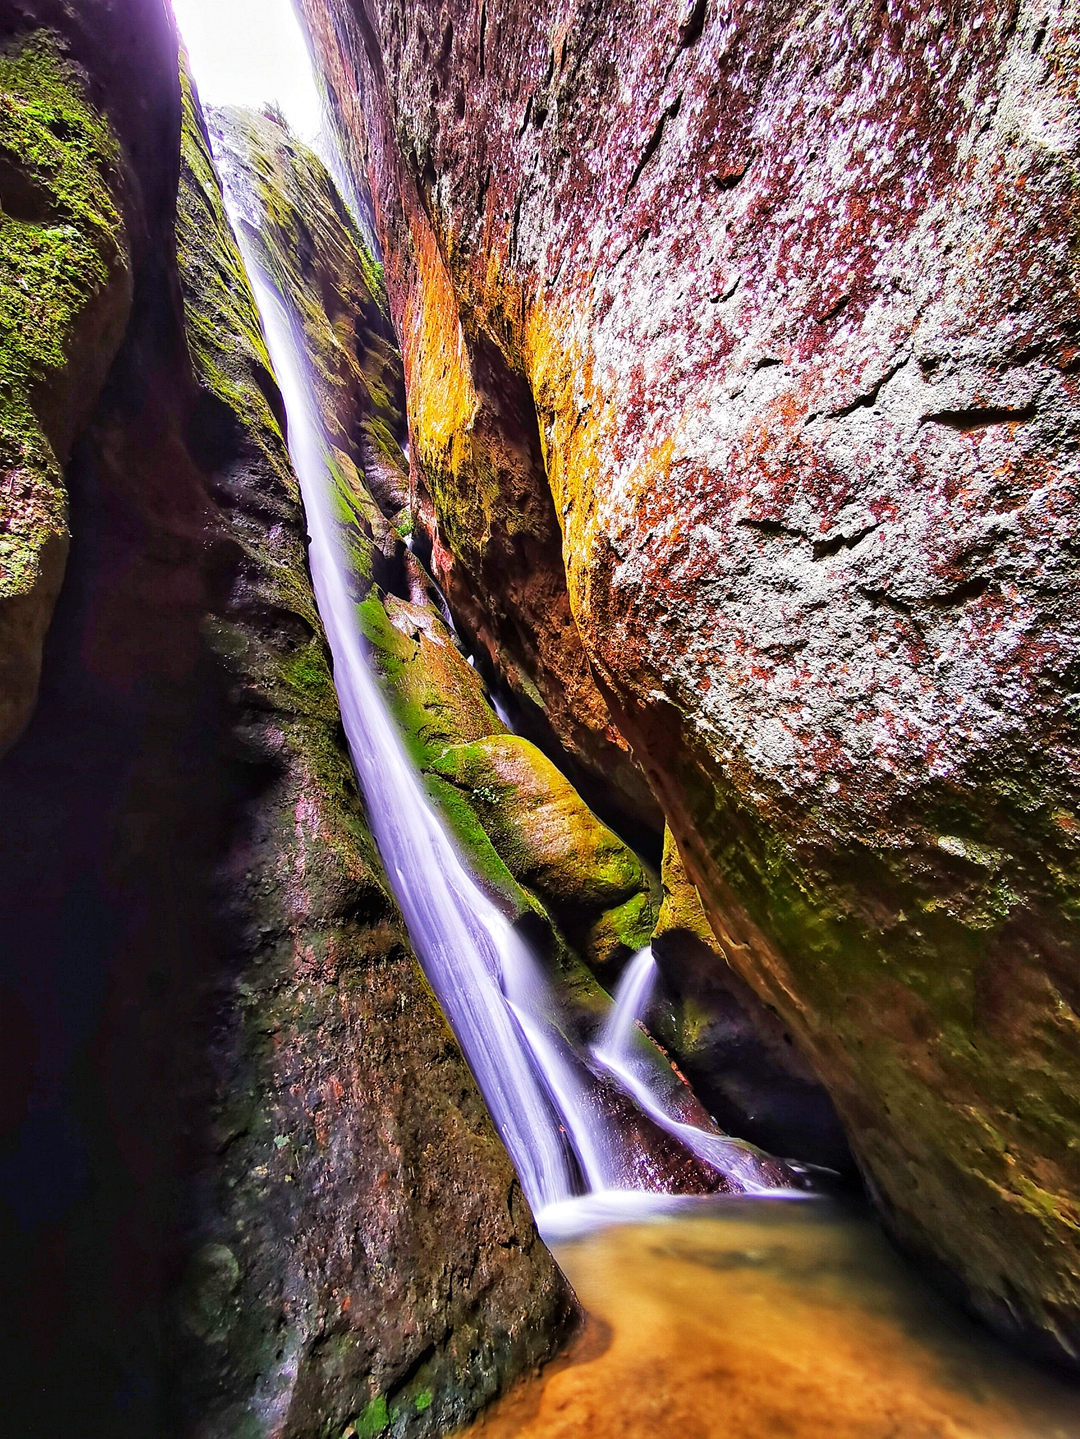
(219, 167), (792, 1234)
(593, 948), (780, 1193)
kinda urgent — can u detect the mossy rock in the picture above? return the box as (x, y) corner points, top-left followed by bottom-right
(420, 769), (539, 921)
(586, 888), (656, 974)
(357, 587), (642, 1003)
(431, 733), (654, 932)
(655, 821), (721, 950)
(0, 32), (132, 753)
(358, 590), (507, 768)
(207, 103), (406, 513)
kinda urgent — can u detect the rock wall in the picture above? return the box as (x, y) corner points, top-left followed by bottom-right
(302, 0), (1080, 1365)
(0, 10), (572, 1436)
(0, 14), (143, 756)
(652, 826), (852, 1171)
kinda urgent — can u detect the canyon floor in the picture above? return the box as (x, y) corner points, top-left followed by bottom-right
(463, 1200), (1080, 1439)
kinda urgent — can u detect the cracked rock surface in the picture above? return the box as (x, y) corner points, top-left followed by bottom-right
(303, 0), (1080, 1365)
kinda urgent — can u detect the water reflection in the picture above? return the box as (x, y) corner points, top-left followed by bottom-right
(464, 1197), (1080, 1438)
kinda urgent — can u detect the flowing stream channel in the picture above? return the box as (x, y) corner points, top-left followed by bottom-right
(218, 168), (796, 1238)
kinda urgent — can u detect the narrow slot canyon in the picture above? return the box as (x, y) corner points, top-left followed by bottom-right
(0, 1), (1077, 1436)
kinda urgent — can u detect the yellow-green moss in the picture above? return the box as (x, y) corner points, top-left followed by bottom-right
(357, 591), (507, 767)
(178, 64), (293, 481)
(0, 32), (126, 599)
(654, 823), (720, 949)
(586, 890), (655, 971)
(432, 734), (646, 908)
(358, 586), (655, 993)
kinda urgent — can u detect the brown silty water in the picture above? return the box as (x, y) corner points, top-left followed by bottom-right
(461, 1198), (1080, 1439)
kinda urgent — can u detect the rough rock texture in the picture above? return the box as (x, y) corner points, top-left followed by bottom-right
(0, 21), (572, 1439)
(303, 0), (1080, 1365)
(209, 104), (411, 578)
(204, 91), (807, 1217)
(0, 28), (132, 754)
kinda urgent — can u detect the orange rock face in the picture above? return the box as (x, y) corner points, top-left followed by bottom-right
(302, 0), (1080, 1365)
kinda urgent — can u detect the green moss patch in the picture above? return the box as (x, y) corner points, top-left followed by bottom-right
(0, 31), (127, 600)
(432, 734), (649, 918)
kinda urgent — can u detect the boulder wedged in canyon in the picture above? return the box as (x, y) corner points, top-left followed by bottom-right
(0, 16), (573, 1437)
(303, 0), (1080, 1365)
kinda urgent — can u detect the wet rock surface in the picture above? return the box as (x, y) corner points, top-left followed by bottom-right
(302, 0), (1080, 1366)
(0, 21), (574, 1438)
(177, 90), (576, 1439)
(652, 827), (853, 1174)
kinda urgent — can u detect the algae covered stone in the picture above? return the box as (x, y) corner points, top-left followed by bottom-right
(432, 731), (656, 968)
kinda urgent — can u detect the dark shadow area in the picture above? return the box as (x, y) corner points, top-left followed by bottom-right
(650, 929), (855, 1176)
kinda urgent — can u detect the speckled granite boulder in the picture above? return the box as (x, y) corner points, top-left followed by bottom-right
(302, 0), (1080, 1365)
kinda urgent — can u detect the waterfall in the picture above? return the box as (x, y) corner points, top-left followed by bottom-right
(239, 263), (607, 1210)
(216, 159), (798, 1234)
(594, 949), (776, 1193)
(597, 945), (659, 1063)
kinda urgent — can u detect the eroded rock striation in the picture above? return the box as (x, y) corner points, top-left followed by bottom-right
(302, 0), (1080, 1364)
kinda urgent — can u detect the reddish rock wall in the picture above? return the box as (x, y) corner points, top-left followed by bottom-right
(303, 0), (1080, 1365)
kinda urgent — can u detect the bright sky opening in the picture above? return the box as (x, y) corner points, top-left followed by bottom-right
(170, 0), (323, 143)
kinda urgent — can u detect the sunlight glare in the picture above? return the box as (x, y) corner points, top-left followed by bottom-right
(170, 0), (323, 142)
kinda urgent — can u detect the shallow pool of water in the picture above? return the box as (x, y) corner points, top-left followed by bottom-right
(464, 1197), (1080, 1438)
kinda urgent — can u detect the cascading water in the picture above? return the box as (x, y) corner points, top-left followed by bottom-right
(240, 263), (604, 1210)
(594, 949), (779, 1192)
(215, 143), (796, 1234)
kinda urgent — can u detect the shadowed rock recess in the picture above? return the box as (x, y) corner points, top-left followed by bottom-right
(0, 7), (572, 1438)
(300, 0), (1080, 1369)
